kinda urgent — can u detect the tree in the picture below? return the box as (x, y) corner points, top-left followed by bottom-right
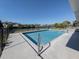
(63, 21), (71, 25)
(54, 23), (58, 28)
(62, 21), (71, 28)
(53, 20), (71, 28)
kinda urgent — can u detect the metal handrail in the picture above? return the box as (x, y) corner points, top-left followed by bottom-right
(21, 33), (51, 59)
(40, 42), (51, 55)
(37, 33), (51, 59)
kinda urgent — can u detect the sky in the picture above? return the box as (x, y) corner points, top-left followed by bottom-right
(0, 0), (76, 24)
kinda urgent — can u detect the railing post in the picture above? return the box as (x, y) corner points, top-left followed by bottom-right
(38, 33), (41, 54)
(37, 33), (44, 55)
(1, 28), (4, 51)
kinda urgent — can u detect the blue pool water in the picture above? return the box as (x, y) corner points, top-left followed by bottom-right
(23, 30), (64, 45)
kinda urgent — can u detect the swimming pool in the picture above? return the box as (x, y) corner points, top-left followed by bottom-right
(23, 30), (64, 45)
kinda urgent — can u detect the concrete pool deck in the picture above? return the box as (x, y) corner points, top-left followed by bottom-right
(1, 29), (79, 59)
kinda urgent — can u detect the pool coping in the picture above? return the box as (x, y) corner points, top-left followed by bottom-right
(20, 30), (66, 53)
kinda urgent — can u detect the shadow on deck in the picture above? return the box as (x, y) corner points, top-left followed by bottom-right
(66, 29), (79, 51)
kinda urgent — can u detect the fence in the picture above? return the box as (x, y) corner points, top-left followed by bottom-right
(0, 28), (9, 56)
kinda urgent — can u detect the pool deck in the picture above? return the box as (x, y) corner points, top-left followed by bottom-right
(1, 29), (79, 59)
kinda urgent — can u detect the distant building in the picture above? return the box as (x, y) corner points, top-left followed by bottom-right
(2, 21), (20, 28)
(13, 24), (19, 27)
